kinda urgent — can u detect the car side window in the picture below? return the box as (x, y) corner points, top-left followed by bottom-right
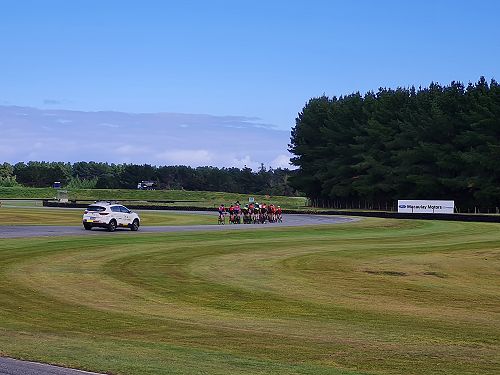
(111, 206), (121, 213)
(119, 206), (130, 213)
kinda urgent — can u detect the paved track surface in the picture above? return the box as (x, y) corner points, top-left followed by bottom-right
(0, 214), (355, 239)
(0, 213), (355, 374)
(0, 357), (102, 375)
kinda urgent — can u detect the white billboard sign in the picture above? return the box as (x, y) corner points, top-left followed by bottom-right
(398, 200), (455, 214)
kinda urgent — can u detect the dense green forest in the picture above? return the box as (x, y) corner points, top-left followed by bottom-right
(0, 161), (297, 196)
(289, 77), (500, 212)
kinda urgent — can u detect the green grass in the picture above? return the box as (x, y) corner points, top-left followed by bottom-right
(0, 219), (499, 374)
(0, 199), (44, 208)
(0, 207), (214, 226)
(0, 186), (307, 209)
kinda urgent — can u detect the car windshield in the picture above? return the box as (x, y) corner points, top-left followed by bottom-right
(87, 206), (105, 212)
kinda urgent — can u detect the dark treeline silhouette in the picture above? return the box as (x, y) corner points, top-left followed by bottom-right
(289, 77), (500, 212)
(0, 161), (297, 196)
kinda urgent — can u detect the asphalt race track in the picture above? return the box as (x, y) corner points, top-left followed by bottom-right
(0, 213), (355, 374)
(0, 357), (102, 375)
(0, 214), (355, 239)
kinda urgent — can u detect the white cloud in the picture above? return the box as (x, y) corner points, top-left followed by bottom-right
(0, 105), (292, 169)
(157, 149), (214, 165)
(229, 155), (259, 170)
(271, 154), (292, 169)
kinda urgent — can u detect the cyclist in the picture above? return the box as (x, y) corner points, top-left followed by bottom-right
(229, 205), (234, 223)
(276, 206), (282, 222)
(247, 203), (254, 224)
(260, 203), (267, 223)
(218, 204), (226, 224)
(242, 204), (250, 224)
(269, 204), (276, 222)
(234, 202), (241, 224)
(253, 203), (260, 223)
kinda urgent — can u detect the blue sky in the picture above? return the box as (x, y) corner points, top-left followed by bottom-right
(1, 0), (499, 167)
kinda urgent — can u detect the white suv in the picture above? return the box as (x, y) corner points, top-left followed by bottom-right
(82, 202), (140, 231)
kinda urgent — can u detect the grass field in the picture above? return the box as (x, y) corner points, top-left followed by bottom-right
(0, 186), (307, 209)
(0, 207), (214, 226)
(0, 218), (499, 374)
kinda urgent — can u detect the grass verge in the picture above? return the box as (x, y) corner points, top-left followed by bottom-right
(0, 207), (214, 226)
(0, 219), (499, 374)
(0, 187), (307, 209)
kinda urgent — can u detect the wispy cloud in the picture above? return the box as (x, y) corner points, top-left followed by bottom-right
(157, 149), (214, 165)
(230, 155), (255, 169)
(272, 154), (292, 169)
(0, 105), (293, 169)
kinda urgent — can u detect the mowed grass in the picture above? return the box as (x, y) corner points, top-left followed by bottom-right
(0, 219), (499, 374)
(0, 186), (307, 209)
(0, 207), (214, 226)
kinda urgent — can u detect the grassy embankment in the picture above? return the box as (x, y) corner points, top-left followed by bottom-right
(0, 219), (499, 375)
(0, 206), (214, 226)
(0, 186), (307, 209)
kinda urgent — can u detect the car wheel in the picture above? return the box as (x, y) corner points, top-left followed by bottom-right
(130, 219), (139, 231)
(108, 219), (117, 232)
(83, 223), (92, 230)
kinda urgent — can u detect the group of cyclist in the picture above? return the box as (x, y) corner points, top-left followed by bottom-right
(218, 201), (283, 224)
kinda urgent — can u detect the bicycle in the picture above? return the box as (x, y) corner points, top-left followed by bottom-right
(243, 213), (252, 224)
(218, 213), (226, 225)
(231, 213), (241, 224)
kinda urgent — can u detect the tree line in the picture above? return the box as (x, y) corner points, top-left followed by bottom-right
(0, 161), (297, 196)
(289, 77), (500, 212)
